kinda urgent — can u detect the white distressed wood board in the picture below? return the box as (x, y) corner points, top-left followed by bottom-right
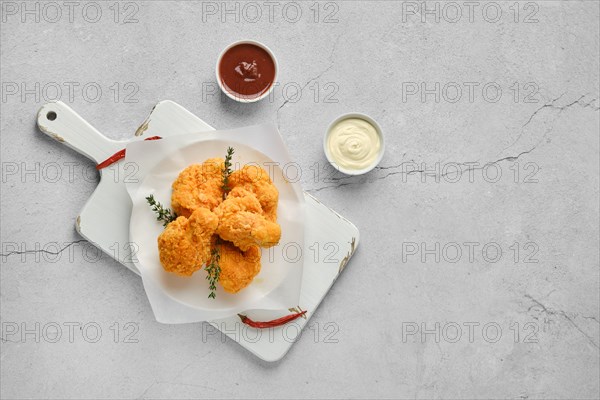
(36, 100), (359, 361)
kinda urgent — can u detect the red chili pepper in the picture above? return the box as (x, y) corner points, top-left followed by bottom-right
(238, 310), (307, 329)
(96, 136), (162, 170)
(96, 149), (126, 170)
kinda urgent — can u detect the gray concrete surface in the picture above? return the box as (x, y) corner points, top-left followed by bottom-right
(1, 1), (599, 399)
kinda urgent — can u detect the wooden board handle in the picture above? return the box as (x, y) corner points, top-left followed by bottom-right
(37, 101), (121, 163)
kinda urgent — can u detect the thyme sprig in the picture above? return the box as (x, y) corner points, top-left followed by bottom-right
(221, 147), (235, 199)
(205, 247), (221, 299)
(207, 146), (235, 298)
(145, 194), (177, 226)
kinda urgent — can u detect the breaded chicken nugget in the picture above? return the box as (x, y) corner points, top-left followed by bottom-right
(171, 158), (224, 218)
(214, 187), (281, 251)
(157, 208), (218, 276)
(229, 165), (279, 221)
(217, 241), (261, 293)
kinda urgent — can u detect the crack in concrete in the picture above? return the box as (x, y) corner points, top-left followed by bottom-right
(0, 240), (86, 260)
(503, 93), (599, 153)
(276, 34), (341, 129)
(521, 93), (599, 129)
(583, 316), (600, 324)
(137, 380), (158, 400)
(375, 163), (404, 171)
(490, 148), (536, 164)
(307, 149), (534, 193)
(309, 181), (356, 193)
(521, 93), (567, 129)
(525, 294), (599, 349)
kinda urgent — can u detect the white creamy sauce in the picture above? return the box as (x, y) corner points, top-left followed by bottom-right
(327, 118), (381, 170)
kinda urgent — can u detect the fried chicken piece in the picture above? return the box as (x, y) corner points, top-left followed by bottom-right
(217, 241), (261, 293)
(214, 187), (281, 251)
(157, 207), (218, 276)
(171, 158), (224, 218)
(229, 165), (279, 221)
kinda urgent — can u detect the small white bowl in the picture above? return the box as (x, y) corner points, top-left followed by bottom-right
(323, 113), (385, 176)
(215, 39), (278, 103)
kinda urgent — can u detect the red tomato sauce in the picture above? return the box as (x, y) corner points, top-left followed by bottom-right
(219, 43), (276, 100)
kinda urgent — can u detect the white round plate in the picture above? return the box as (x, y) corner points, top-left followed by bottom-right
(129, 139), (304, 315)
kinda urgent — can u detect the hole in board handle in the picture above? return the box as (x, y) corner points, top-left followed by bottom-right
(46, 111), (57, 121)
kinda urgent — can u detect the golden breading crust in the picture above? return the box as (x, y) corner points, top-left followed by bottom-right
(214, 187), (281, 251)
(157, 208), (218, 276)
(171, 158), (224, 218)
(217, 241), (261, 293)
(215, 187), (281, 251)
(229, 165), (279, 221)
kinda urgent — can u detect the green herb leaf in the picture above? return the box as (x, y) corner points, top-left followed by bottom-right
(145, 194), (177, 227)
(205, 247), (221, 299)
(221, 147), (235, 199)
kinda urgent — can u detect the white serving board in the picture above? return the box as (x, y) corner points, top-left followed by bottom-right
(37, 100), (359, 361)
